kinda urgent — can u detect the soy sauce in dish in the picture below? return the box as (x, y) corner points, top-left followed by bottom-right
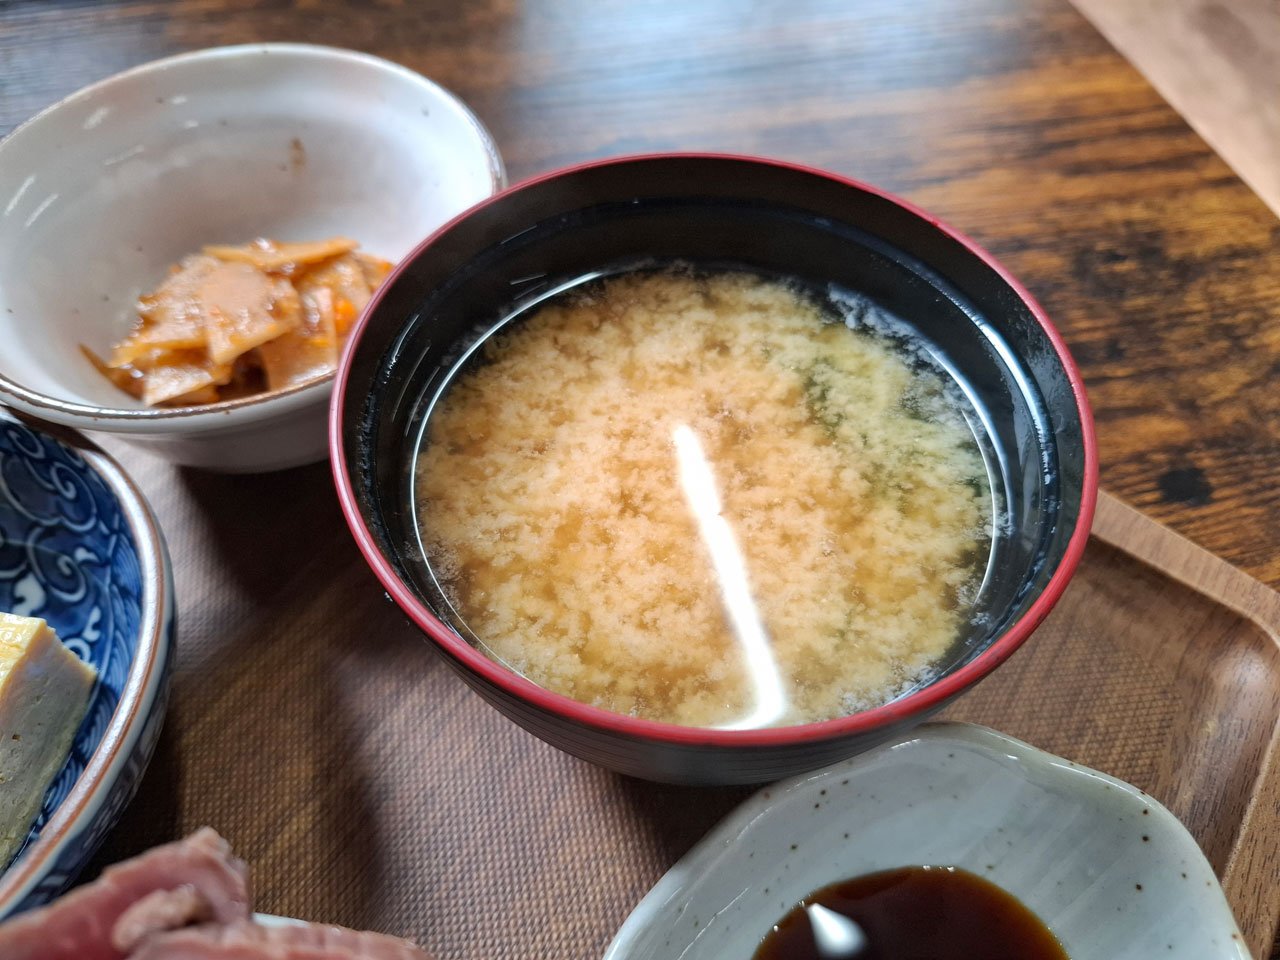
(752, 866), (1068, 959)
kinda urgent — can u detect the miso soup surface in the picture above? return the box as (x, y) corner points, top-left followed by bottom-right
(413, 270), (992, 728)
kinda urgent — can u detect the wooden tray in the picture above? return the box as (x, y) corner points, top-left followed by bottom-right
(944, 492), (1280, 959)
(89, 489), (1280, 960)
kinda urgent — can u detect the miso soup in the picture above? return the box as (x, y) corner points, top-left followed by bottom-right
(413, 269), (993, 728)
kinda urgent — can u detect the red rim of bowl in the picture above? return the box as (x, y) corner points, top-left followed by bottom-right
(330, 152), (1099, 749)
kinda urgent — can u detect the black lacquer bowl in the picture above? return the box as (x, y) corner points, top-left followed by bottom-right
(331, 154), (1097, 785)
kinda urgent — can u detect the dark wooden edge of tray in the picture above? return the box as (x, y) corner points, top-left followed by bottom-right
(1092, 490), (1280, 960)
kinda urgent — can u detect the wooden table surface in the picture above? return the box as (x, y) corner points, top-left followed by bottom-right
(3, 0), (1280, 955)
(4, 0), (1278, 590)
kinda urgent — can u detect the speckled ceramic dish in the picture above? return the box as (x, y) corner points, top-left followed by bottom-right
(0, 410), (174, 918)
(605, 722), (1248, 960)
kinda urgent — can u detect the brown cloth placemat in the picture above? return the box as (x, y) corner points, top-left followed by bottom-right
(84, 447), (1280, 959)
(86, 450), (754, 959)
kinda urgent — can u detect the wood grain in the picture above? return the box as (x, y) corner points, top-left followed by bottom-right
(3, 0), (1278, 592)
(5, 0), (1280, 955)
(1090, 491), (1280, 960)
(943, 490), (1280, 958)
(1069, 0), (1280, 217)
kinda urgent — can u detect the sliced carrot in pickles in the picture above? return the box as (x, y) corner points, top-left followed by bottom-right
(87, 238), (393, 407)
(333, 297), (358, 337)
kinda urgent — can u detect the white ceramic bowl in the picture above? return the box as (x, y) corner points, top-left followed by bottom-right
(0, 43), (504, 472)
(606, 722), (1249, 960)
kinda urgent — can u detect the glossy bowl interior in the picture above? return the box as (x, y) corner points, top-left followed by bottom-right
(0, 410), (174, 917)
(333, 154), (1097, 784)
(0, 43), (504, 471)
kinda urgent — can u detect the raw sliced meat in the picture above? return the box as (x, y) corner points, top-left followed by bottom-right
(128, 918), (433, 960)
(112, 885), (216, 952)
(0, 828), (251, 960)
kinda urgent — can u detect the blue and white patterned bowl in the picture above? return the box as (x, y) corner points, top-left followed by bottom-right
(0, 409), (173, 918)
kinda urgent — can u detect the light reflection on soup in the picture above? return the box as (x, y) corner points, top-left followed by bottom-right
(413, 270), (992, 728)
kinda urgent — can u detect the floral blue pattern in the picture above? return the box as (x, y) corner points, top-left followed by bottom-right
(0, 411), (172, 917)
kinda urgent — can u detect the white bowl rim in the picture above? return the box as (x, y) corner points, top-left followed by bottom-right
(604, 720), (1248, 960)
(0, 42), (506, 435)
(0, 413), (174, 914)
